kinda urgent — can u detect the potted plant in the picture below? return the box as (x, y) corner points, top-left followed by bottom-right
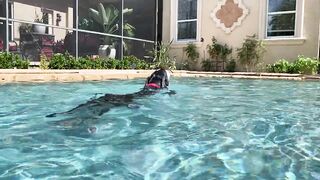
(88, 3), (135, 58)
(33, 13), (46, 34)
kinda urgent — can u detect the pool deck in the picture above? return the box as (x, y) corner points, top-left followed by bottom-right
(0, 69), (319, 83)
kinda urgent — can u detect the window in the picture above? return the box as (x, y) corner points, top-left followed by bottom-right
(0, 1), (13, 41)
(266, 0), (299, 38)
(41, 9), (54, 34)
(177, 0), (198, 41)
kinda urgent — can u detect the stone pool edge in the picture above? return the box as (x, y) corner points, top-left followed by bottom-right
(0, 69), (319, 83)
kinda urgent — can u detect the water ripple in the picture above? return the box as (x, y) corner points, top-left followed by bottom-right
(0, 78), (319, 179)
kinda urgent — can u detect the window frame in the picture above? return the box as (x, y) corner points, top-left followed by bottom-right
(0, 1), (13, 41)
(266, 0), (297, 38)
(259, 0), (304, 40)
(171, 0), (202, 43)
(8, 1), (13, 41)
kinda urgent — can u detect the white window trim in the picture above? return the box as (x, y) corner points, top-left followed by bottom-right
(259, 0), (305, 41)
(8, 1), (13, 41)
(42, 8), (54, 34)
(170, 0), (202, 44)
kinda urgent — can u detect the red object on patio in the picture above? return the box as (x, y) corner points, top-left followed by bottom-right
(0, 38), (18, 52)
(0, 39), (3, 51)
(9, 41), (18, 51)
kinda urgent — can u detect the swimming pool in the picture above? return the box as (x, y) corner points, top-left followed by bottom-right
(0, 78), (319, 179)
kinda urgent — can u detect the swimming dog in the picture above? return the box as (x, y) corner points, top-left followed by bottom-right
(46, 69), (175, 131)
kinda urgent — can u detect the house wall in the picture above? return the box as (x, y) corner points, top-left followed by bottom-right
(263, 0), (320, 64)
(12, 0), (73, 42)
(317, 10), (320, 59)
(162, 0), (320, 70)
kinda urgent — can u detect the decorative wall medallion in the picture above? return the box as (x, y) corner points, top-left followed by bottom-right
(210, 0), (249, 33)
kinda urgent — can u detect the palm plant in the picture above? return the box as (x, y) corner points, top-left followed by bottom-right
(88, 3), (135, 45)
(152, 41), (176, 70)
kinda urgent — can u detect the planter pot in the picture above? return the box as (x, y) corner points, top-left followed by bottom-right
(99, 45), (116, 59)
(33, 24), (46, 34)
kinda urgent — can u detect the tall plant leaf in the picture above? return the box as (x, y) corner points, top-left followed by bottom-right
(98, 3), (108, 25)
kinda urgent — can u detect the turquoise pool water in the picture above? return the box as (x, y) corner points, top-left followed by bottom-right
(0, 78), (320, 179)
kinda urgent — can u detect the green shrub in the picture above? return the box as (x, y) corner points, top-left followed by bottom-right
(123, 56), (149, 69)
(116, 57), (130, 69)
(79, 57), (107, 69)
(267, 56), (319, 75)
(47, 53), (154, 70)
(225, 59), (236, 72)
(292, 56), (319, 75)
(40, 54), (49, 70)
(184, 43), (199, 70)
(201, 59), (214, 71)
(266, 59), (291, 73)
(0, 52), (29, 69)
(65, 54), (80, 69)
(49, 54), (104, 69)
(48, 53), (64, 69)
(152, 41), (176, 70)
(48, 53), (78, 69)
(207, 37), (232, 61)
(105, 58), (118, 69)
(237, 34), (265, 72)
(206, 37), (232, 72)
(14, 58), (30, 69)
(176, 62), (190, 70)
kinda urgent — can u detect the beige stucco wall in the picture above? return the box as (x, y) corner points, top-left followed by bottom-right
(263, 0), (320, 64)
(162, 0), (320, 71)
(12, 0), (73, 42)
(318, 20), (320, 58)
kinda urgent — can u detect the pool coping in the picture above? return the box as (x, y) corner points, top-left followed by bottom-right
(0, 69), (319, 83)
